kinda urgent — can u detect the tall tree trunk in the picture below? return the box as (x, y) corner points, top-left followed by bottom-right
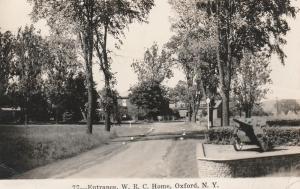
(209, 104), (214, 126)
(245, 110), (249, 118)
(105, 106), (111, 131)
(221, 91), (230, 126)
(104, 77), (111, 132)
(192, 112), (197, 123)
(87, 31), (94, 134)
(103, 24), (112, 132)
(188, 104), (192, 122)
(94, 23), (112, 132)
(216, 39), (230, 126)
(86, 57), (93, 134)
(56, 107), (59, 124)
(80, 28), (94, 134)
(216, 2), (231, 127)
(245, 106), (252, 118)
(192, 100), (198, 123)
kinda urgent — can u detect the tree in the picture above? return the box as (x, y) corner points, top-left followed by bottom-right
(29, 0), (155, 133)
(129, 81), (170, 120)
(10, 25), (50, 124)
(276, 99), (300, 115)
(232, 52), (272, 118)
(0, 30), (15, 106)
(60, 72), (99, 122)
(168, 0), (219, 123)
(132, 43), (173, 84)
(44, 34), (81, 123)
(169, 80), (189, 106)
(93, 0), (155, 131)
(197, 0), (297, 126)
(168, 80), (191, 120)
(130, 43), (172, 121)
(252, 104), (269, 117)
(98, 88), (121, 124)
(28, 0), (103, 133)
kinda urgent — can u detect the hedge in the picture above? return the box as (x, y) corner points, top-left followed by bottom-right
(206, 126), (300, 146)
(266, 119), (300, 127)
(265, 127), (300, 146)
(205, 127), (235, 145)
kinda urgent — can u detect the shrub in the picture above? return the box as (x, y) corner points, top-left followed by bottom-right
(265, 127), (300, 146)
(266, 119), (300, 127)
(206, 127), (235, 145)
(206, 126), (300, 146)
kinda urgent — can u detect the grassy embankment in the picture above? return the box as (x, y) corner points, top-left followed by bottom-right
(0, 124), (148, 178)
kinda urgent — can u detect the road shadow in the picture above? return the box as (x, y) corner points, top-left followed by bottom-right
(111, 131), (206, 143)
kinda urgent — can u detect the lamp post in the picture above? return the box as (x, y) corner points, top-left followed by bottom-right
(206, 98), (211, 129)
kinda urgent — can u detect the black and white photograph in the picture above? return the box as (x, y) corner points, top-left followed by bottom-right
(0, 0), (300, 188)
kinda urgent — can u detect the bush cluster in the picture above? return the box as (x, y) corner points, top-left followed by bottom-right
(206, 126), (300, 146)
(265, 128), (300, 146)
(266, 119), (300, 127)
(206, 127), (235, 145)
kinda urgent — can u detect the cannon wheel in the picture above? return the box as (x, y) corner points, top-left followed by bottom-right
(258, 137), (271, 152)
(233, 137), (243, 151)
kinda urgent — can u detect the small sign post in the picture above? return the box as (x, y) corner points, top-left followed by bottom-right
(206, 98), (211, 129)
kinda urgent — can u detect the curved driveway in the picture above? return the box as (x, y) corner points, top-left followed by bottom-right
(15, 122), (205, 179)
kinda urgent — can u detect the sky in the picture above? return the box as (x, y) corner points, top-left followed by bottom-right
(0, 0), (300, 100)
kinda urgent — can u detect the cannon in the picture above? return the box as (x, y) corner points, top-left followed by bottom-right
(232, 119), (273, 152)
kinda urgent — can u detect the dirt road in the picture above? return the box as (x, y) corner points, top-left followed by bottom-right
(15, 122), (206, 179)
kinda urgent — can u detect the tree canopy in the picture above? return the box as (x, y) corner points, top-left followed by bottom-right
(28, 0), (155, 133)
(168, 0), (219, 122)
(129, 81), (170, 120)
(132, 43), (173, 84)
(9, 25), (51, 124)
(0, 30), (15, 106)
(276, 99), (300, 115)
(195, 0), (297, 125)
(232, 52), (272, 117)
(168, 80), (189, 106)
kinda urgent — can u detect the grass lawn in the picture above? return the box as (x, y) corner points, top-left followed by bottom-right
(0, 123), (149, 178)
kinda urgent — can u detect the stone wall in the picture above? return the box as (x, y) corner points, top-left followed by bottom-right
(197, 145), (300, 177)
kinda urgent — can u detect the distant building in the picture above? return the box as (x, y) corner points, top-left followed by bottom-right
(169, 100), (222, 119)
(117, 96), (137, 120)
(0, 107), (21, 123)
(117, 96), (131, 108)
